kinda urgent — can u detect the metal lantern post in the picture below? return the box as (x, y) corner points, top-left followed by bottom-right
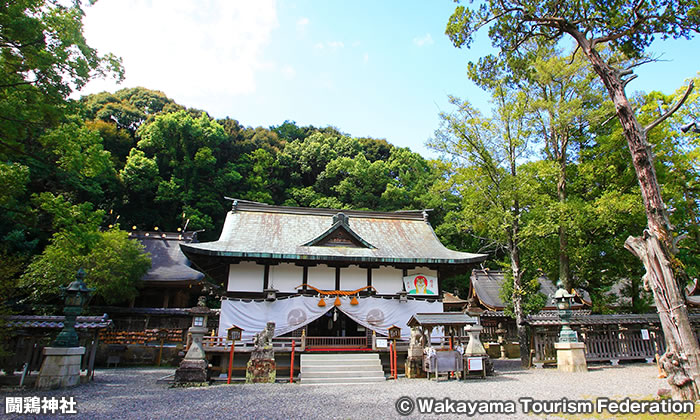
(53, 269), (94, 348)
(227, 325), (243, 384)
(552, 280), (588, 372)
(552, 280), (578, 343)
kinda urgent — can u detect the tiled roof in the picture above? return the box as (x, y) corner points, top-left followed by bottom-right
(407, 312), (478, 327)
(525, 312), (700, 326)
(482, 309), (592, 318)
(6, 314), (112, 329)
(442, 292), (468, 304)
(181, 202), (487, 265)
(470, 269), (592, 311)
(130, 231), (205, 285)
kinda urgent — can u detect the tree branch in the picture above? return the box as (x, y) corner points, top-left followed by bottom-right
(644, 80), (695, 134)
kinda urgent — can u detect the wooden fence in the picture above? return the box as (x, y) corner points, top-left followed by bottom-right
(532, 325), (666, 365)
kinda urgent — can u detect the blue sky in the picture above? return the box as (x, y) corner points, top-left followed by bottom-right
(80, 0), (700, 158)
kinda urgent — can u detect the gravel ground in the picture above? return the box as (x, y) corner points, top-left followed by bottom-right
(0, 361), (689, 420)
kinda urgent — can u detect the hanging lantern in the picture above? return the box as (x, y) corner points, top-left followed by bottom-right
(334, 296), (342, 307)
(350, 296), (359, 305)
(318, 297), (326, 307)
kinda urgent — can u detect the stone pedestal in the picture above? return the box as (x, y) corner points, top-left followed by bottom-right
(555, 342), (587, 372)
(246, 359), (276, 383)
(405, 357), (426, 378)
(36, 347), (85, 389)
(175, 324), (210, 384)
(463, 325), (494, 376)
(175, 359), (208, 383)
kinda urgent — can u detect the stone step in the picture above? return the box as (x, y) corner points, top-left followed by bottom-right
(301, 364), (380, 372)
(299, 376), (386, 385)
(300, 370), (385, 379)
(300, 353), (379, 361)
(300, 359), (382, 367)
(299, 352), (385, 385)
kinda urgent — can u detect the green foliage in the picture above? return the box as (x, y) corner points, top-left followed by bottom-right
(499, 270), (547, 317)
(446, 1), (700, 60)
(19, 193), (150, 305)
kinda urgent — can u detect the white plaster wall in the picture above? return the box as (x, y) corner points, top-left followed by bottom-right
(227, 261), (264, 292)
(373, 266), (403, 295)
(271, 263), (303, 293)
(341, 265), (366, 291)
(407, 267), (438, 278)
(307, 264), (335, 290)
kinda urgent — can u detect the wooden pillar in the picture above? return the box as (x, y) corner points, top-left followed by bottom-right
(263, 264), (270, 290)
(302, 266), (309, 292)
(366, 267), (372, 288)
(335, 267), (341, 290)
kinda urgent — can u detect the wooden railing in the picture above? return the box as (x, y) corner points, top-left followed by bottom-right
(306, 336), (368, 348)
(201, 336), (301, 352)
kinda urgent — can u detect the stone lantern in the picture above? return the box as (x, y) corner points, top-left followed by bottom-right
(552, 280), (587, 372)
(175, 297), (212, 383)
(37, 269), (94, 389)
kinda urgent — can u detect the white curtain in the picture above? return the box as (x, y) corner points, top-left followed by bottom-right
(218, 296), (332, 340)
(337, 296), (443, 339)
(218, 295), (444, 341)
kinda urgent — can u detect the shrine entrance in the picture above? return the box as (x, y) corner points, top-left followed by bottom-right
(304, 307), (371, 350)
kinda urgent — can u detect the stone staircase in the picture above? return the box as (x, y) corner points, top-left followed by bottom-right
(299, 353), (386, 385)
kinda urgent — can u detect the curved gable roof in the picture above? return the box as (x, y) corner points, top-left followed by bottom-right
(132, 231), (205, 285)
(181, 201), (487, 265)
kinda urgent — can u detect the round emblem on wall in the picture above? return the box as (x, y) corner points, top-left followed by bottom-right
(287, 308), (307, 326)
(366, 309), (385, 326)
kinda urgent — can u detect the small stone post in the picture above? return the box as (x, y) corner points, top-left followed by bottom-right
(246, 322), (277, 383)
(405, 327), (425, 378)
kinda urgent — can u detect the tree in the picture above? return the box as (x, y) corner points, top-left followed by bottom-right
(19, 193), (150, 305)
(0, 0), (123, 155)
(430, 84), (539, 366)
(447, 0), (700, 398)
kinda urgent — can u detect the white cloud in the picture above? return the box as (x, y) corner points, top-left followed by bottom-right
(363, 53), (369, 64)
(281, 64), (296, 80)
(314, 41), (344, 51)
(79, 0), (278, 98)
(297, 17), (309, 28)
(413, 33), (434, 47)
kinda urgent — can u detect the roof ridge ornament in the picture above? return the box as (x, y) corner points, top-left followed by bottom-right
(332, 212), (349, 226)
(302, 212), (376, 249)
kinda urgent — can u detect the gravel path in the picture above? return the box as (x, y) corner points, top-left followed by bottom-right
(0, 361), (685, 419)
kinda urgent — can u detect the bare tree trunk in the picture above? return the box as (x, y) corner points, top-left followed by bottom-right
(626, 234), (700, 399)
(510, 226), (529, 367)
(557, 158), (571, 289)
(575, 37), (700, 400)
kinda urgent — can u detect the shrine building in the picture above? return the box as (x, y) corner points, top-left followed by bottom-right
(180, 200), (487, 348)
